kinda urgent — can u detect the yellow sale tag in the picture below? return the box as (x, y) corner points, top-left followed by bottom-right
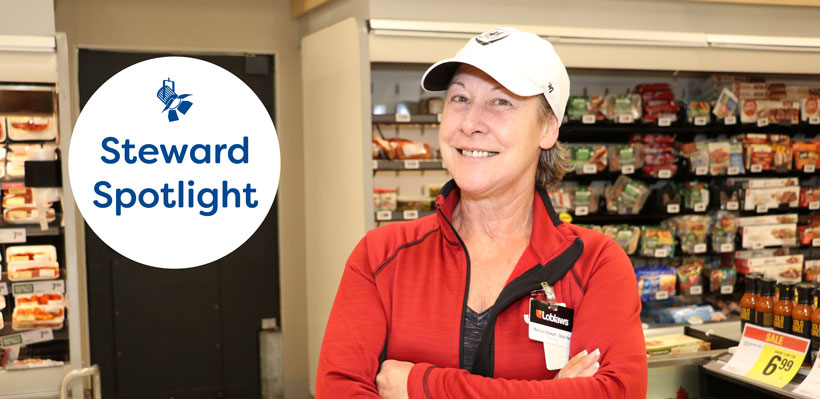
(745, 344), (804, 387)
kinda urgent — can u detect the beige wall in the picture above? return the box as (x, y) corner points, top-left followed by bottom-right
(54, 1), (310, 397)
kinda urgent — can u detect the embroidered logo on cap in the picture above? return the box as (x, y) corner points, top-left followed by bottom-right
(475, 29), (511, 46)
(548, 83), (554, 93)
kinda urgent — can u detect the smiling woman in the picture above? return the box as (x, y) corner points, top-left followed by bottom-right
(317, 28), (648, 399)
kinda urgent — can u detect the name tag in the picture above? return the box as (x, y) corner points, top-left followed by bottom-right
(526, 298), (573, 370)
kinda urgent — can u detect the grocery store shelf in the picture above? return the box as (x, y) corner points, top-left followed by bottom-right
(0, 220), (61, 237)
(700, 352), (812, 399)
(373, 159), (446, 170)
(565, 167), (814, 183)
(559, 121), (820, 143)
(372, 114), (440, 125)
(374, 210), (435, 222)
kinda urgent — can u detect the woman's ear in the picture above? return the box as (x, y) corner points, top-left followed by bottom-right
(539, 113), (559, 150)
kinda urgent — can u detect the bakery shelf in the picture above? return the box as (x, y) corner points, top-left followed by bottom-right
(374, 210), (436, 222)
(373, 159), (446, 170)
(372, 114), (440, 125)
(0, 220), (62, 237)
(700, 351), (812, 399)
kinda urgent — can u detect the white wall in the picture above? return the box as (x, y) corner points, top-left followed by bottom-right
(54, 1), (311, 397)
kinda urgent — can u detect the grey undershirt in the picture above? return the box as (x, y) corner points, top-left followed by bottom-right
(462, 306), (491, 372)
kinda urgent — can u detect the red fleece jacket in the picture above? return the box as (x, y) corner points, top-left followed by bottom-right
(316, 181), (647, 398)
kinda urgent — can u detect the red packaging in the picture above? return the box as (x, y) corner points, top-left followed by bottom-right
(800, 187), (820, 207)
(792, 141), (820, 170)
(637, 83), (671, 93)
(642, 91), (675, 102)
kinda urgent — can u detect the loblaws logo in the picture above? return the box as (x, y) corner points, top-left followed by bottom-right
(535, 309), (570, 326)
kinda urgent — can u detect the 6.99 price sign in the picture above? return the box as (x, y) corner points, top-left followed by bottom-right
(723, 324), (810, 388)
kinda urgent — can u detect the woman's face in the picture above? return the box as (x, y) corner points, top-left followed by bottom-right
(440, 65), (558, 198)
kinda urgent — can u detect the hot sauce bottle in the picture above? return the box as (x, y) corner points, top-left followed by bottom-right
(740, 273), (762, 331)
(792, 283), (814, 339)
(773, 282), (795, 333)
(755, 278), (776, 327)
(811, 285), (820, 364)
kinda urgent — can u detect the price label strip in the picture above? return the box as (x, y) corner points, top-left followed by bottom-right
(376, 211), (392, 221)
(794, 352), (820, 396)
(582, 114), (595, 124)
(725, 115), (737, 125)
(722, 324), (810, 388)
(12, 280), (66, 296)
(0, 329), (54, 348)
(0, 228), (26, 244)
(0, 282), (7, 296)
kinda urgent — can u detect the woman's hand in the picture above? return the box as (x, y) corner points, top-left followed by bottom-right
(556, 348), (600, 379)
(376, 359), (414, 399)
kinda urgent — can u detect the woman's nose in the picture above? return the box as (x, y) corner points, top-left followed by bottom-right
(459, 103), (489, 136)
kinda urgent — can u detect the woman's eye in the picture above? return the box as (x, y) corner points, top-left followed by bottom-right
(449, 95), (468, 103)
(493, 98), (512, 106)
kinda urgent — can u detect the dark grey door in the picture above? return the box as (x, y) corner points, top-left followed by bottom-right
(79, 50), (279, 399)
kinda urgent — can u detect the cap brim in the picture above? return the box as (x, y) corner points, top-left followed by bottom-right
(421, 57), (542, 98)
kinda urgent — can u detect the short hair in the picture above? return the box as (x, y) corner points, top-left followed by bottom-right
(535, 96), (571, 189)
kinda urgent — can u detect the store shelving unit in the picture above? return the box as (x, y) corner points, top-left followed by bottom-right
(700, 352), (813, 399)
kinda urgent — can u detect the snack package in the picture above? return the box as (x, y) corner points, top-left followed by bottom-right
(677, 258), (704, 294)
(805, 259), (820, 282)
(712, 88), (738, 119)
(707, 141), (730, 175)
(770, 135), (792, 172)
(792, 141), (820, 170)
(679, 142), (709, 173)
(567, 96), (590, 121)
(656, 183), (682, 213)
(605, 175), (650, 214)
(602, 224), (641, 255)
(571, 145), (607, 173)
(571, 185), (601, 214)
(641, 226), (676, 257)
(741, 223), (797, 248)
(665, 215), (711, 254)
(6, 245), (60, 281)
(683, 181), (709, 211)
(742, 186), (799, 210)
(396, 141), (433, 160)
(738, 133), (774, 171)
(798, 224), (820, 246)
(608, 144), (643, 172)
(801, 97), (819, 122)
(687, 101), (711, 124)
(717, 188), (741, 211)
(711, 211), (738, 250)
(6, 116), (57, 141)
(729, 140), (744, 174)
(738, 213), (798, 227)
(635, 134), (677, 177)
(548, 185), (573, 214)
(740, 99), (799, 124)
(662, 305), (725, 325)
(636, 265), (677, 301)
(800, 187), (820, 208)
(707, 268), (736, 293)
(373, 189), (397, 212)
(736, 253), (803, 275)
(602, 94), (642, 122)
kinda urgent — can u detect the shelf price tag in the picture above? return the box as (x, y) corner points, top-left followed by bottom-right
(720, 243), (734, 253)
(575, 206), (589, 216)
(728, 166), (740, 175)
(0, 228), (26, 244)
(617, 115), (634, 124)
(0, 282), (7, 296)
(722, 324), (810, 388)
(402, 210), (419, 220)
(667, 204), (680, 214)
(810, 201), (820, 210)
(0, 329), (54, 348)
(813, 238), (820, 248)
(689, 285), (703, 295)
(725, 115), (737, 125)
(694, 116), (708, 126)
(805, 164), (816, 173)
(809, 116), (820, 125)
(757, 117), (770, 127)
(695, 166), (708, 176)
(720, 285), (734, 294)
(581, 164), (597, 174)
(582, 114), (596, 124)
(756, 205), (768, 213)
(436, 113), (442, 123)
(654, 248), (668, 258)
(403, 160), (420, 169)
(655, 291), (669, 300)
(621, 165), (635, 175)
(12, 280), (65, 295)
(658, 169), (673, 179)
(750, 164), (763, 173)
(752, 241), (765, 250)
(658, 117), (672, 127)
(694, 203), (707, 212)
(726, 201), (739, 211)
(395, 113), (411, 123)
(371, 160), (379, 170)
(694, 243), (707, 254)
(376, 211), (392, 221)
(794, 352), (820, 396)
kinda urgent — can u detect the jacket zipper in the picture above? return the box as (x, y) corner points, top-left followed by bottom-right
(436, 203), (472, 370)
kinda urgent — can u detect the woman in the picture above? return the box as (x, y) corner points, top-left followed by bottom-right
(317, 28), (647, 398)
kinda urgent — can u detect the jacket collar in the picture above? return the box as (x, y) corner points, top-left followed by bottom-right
(435, 179), (577, 265)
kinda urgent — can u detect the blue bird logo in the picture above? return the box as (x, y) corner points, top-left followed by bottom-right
(156, 78), (193, 122)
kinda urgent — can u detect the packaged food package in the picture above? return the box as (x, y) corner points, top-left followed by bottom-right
(636, 265), (677, 301)
(717, 188), (741, 211)
(687, 101), (711, 124)
(770, 135), (792, 172)
(4, 207), (56, 225)
(707, 268), (736, 292)
(6, 116), (57, 141)
(0, 147), (6, 178)
(643, 100), (679, 124)
(712, 88), (738, 119)
(635, 134), (677, 177)
(729, 140), (745, 174)
(738, 213), (798, 227)
(602, 224), (641, 255)
(645, 334), (711, 356)
(396, 141), (433, 160)
(656, 183), (682, 212)
(804, 259), (820, 282)
(711, 211), (738, 250)
(801, 97), (819, 122)
(636, 83), (672, 94)
(800, 187), (820, 208)
(548, 185), (572, 214)
(741, 138), (774, 171)
(602, 94), (641, 122)
(742, 186), (799, 210)
(734, 248), (790, 268)
(640, 226), (676, 257)
(571, 186), (601, 214)
(744, 263), (802, 283)
(741, 223), (797, 248)
(425, 184), (443, 198)
(396, 196), (434, 212)
(740, 99), (800, 124)
(6, 143), (57, 178)
(736, 253), (802, 272)
(567, 96), (590, 121)
(677, 258), (704, 293)
(605, 176), (650, 215)
(708, 141), (730, 175)
(6, 245), (59, 281)
(662, 305), (725, 325)
(664, 215), (711, 254)
(607, 144), (643, 172)
(12, 306), (64, 330)
(373, 189), (397, 211)
(728, 177), (798, 189)
(679, 142), (709, 173)
(571, 145), (607, 173)
(798, 224), (820, 246)
(14, 293), (64, 309)
(683, 181), (709, 211)
(792, 141), (820, 170)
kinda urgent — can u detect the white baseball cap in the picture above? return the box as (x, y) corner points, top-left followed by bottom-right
(421, 27), (570, 126)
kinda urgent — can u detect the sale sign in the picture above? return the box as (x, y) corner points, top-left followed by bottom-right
(722, 324), (810, 388)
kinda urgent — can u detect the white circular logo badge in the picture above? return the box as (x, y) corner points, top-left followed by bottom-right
(69, 57), (280, 269)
